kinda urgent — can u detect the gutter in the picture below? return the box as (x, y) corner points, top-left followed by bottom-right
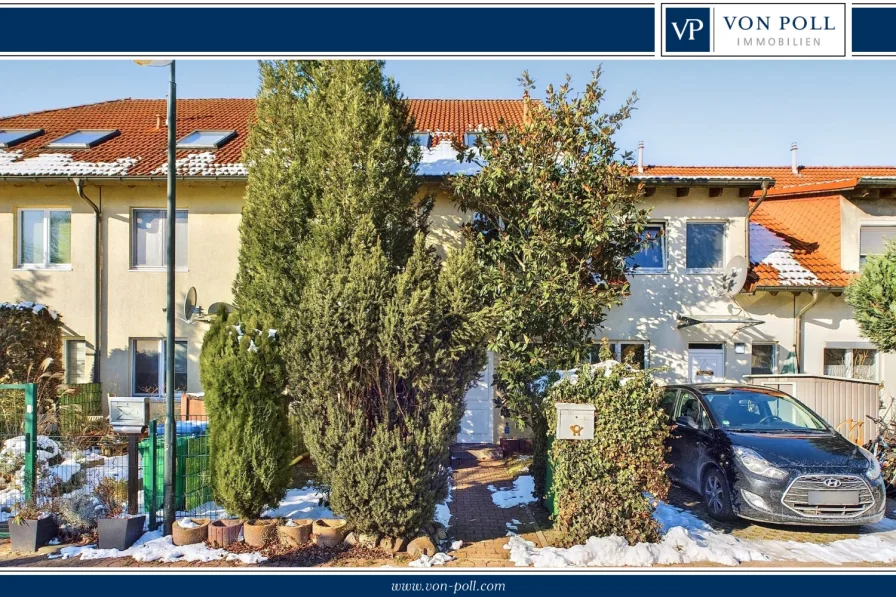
(73, 178), (102, 383)
(794, 288), (821, 374)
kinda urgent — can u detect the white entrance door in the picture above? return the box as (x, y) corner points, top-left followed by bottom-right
(689, 347), (725, 383)
(457, 353), (494, 444)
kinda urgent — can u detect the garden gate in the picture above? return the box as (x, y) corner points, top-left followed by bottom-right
(0, 384), (32, 538)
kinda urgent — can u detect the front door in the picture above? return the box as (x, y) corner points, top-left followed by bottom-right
(457, 353), (494, 444)
(689, 345), (725, 383)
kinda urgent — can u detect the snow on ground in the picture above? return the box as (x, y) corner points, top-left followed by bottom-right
(506, 500), (896, 567)
(487, 474), (537, 508)
(52, 530), (266, 564)
(264, 483), (335, 520)
(408, 552), (456, 568)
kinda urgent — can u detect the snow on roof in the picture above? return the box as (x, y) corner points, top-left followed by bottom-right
(749, 223), (821, 286)
(416, 139), (482, 176)
(0, 301), (59, 320)
(0, 150), (137, 177)
(151, 151), (247, 177)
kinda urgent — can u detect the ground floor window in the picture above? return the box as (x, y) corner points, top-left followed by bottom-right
(751, 343), (777, 375)
(64, 338), (88, 384)
(589, 341), (648, 369)
(132, 338), (188, 396)
(823, 347), (877, 381)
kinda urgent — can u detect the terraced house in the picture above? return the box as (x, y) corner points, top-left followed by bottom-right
(1, 99), (894, 443)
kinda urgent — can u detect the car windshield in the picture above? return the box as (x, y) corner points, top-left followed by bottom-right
(702, 389), (828, 432)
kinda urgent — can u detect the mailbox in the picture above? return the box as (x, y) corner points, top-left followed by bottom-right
(555, 402), (595, 440)
(108, 397), (150, 434)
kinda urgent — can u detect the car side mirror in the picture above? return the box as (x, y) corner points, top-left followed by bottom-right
(676, 415), (698, 430)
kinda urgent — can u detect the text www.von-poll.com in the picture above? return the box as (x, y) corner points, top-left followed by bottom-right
(391, 581), (507, 593)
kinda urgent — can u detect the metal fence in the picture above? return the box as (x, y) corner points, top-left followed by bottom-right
(0, 384), (29, 538)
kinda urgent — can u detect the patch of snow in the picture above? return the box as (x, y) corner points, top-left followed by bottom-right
(408, 552), (455, 568)
(506, 500), (896, 567)
(49, 459), (81, 484)
(152, 152), (247, 177)
(2, 435), (61, 463)
(750, 223), (821, 286)
(53, 530), (266, 564)
(487, 475), (536, 509)
(263, 483), (336, 520)
(177, 517), (200, 529)
(0, 151), (137, 176)
(416, 140), (482, 176)
(450, 540), (463, 551)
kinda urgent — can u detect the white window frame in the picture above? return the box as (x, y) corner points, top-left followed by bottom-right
(858, 220), (896, 267)
(131, 338), (188, 397)
(750, 343), (778, 375)
(685, 219), (728, 274)
(130, 208), (188, 272)
(609, 340), (650, 369)
(822, 343), (879, 381)
(64, 337), (88, 385)
(628, 221), (668, 274)
(16, 208), (72, 270)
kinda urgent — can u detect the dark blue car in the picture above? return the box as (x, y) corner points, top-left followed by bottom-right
(661, 384), (887, 526)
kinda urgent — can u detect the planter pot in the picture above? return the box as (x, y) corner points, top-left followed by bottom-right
(97, 516), (146, 551)
(312, 519), (347, 548)
(171, 518), (210, 546)
(278, 518), (313, 547)
(243, 519), (278, 548)
(9, 517), (58, 553)
(208, 519), (244, 548)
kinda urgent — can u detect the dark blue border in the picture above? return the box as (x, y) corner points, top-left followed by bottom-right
(0, 7), (654, 54)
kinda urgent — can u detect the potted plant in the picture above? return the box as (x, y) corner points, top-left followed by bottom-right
(94, 477), (146, 550)
(208, 518), (244, 548)
(243, 518), (278, 548)
(312, 518), (348, 548)
(8, 500), (58, 553)
(172, 517), (210, 546)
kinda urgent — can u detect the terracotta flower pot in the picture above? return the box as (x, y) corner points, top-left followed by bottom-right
(278, 518), (313, 547)
(208, 519), (244, 548)
(312, 518), (347, 548)
(9, 517), (58, 553)
(243, 519), (278, 548)
(171, 518), (210, 546)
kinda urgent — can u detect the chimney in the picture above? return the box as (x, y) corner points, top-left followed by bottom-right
(791, 142), (799, 175)
(522, 90), (530, 124)
(637, 141), (645, 174)
(155, 114), (161, 130)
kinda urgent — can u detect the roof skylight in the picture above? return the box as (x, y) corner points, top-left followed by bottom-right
(412, 132), (431, 148)
(176, 130), (237, 150)
(47, 129), (120, 149)
(0, 129), (44, 148)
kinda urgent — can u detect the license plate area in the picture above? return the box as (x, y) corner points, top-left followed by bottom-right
(807, 490), (859, 506)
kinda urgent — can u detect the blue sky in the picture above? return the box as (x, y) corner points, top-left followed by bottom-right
(0, 59), (890, 166)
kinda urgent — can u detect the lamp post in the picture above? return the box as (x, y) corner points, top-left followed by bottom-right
(134, 59), (177, 535)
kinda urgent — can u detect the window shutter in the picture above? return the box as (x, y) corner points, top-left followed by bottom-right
(860, 226), (896, 256)
(66, 339), (87, 384)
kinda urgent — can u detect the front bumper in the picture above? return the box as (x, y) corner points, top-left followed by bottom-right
(731, 468), (887, 527)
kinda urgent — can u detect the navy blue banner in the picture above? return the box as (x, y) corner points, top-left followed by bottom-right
(852, 6), (896, 53)
(0, 7), (655, 54)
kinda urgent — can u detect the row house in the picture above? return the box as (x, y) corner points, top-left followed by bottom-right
(1, 99), (894, 444)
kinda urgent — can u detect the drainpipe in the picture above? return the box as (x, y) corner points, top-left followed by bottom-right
(73, 178), (102, 383)
(743, 181), (770, 290)
(794, 289), (820, 374)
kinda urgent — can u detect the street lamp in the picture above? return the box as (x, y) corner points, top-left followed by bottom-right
(134, 59), (177, 535)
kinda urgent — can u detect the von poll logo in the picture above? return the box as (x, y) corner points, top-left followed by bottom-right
(666, 7), (711, 52)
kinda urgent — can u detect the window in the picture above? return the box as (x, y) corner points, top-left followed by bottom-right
(132, 339), (187, 396)
(18, 209), (71, 268)
(65, 339), (88, 384)
(464, 131), (484, 147)
(859, 225), (896, 266)
(686, 222), (726, 270)
(659, 390), (679, 423)
(176, 130), (237, 150)
(47, 129), (119, 149)
(823, 347), (878, 381)
(132, 209), (188, 269)
(0, 129), (43, 148)
(751, 343), (777, 375)
(411, 133), (431, 148)
(627, 223), (665, 271)
(675, 392), (711, 430)
(588, 341), (648, 369)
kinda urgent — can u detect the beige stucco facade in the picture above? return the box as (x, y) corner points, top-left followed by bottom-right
(1, 178), (894, 443)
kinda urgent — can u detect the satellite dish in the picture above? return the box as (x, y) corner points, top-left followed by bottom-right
(709, 256), (749, 297)
(206, 302), (234, 317)
(182, 287), (199, 324)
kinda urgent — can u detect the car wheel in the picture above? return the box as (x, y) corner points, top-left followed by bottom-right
(702, 468), (736, 522)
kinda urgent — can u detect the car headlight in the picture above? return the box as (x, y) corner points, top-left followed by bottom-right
(859, 446), (881, 481)
(733, 446), (788, 480)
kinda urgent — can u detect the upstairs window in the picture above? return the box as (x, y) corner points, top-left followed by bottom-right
(686, 222), (726, 270)
(18, 209), (71, 268)
(0, 129), (43, 148)
(47, 129), (119, 149)
(859, 225), (896, 267)
(627, 223), (665, 272)
(132, 209), (188, 270)
(464, 131), (484, 147)
(176, 130), (237, 150)
(411, 133), (431, 148)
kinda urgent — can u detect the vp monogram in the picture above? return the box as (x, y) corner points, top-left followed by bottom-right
(672, 18), (705, 41)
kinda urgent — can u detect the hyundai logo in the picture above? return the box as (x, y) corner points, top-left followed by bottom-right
(823, 478), (842, 488)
